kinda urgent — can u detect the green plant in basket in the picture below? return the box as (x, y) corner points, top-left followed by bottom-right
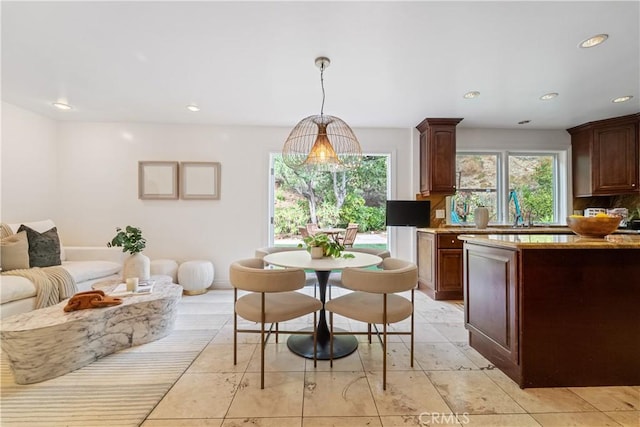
(108, 226), (146, 254)
(298, 233), (354, 258)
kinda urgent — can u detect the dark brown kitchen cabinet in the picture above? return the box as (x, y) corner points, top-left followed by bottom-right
(417, 232), (463, 300)
(568, 113), (640, 197)
(416, 118), (463, 196)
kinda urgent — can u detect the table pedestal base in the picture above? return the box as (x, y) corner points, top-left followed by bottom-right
(287, 328), (358, 360)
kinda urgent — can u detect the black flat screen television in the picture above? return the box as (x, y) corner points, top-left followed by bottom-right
(385, 200), (431, 227)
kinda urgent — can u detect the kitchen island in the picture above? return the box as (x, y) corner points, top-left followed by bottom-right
(458, 233), (640, 388)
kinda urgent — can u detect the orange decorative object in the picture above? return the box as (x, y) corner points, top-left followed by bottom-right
(64, 290), (123, 312)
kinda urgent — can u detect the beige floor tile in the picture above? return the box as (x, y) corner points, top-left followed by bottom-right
(222, 417), (302, 427)
(187, 343), (255, 373)
(532, 411), (622, 426)
(400, 323), (449, 343)
(303, 371), (378, 417)
(417, 308), (465, 323)
(380, 415), (460, 426)
(246, 343), (307, 372)
(226, 371), (305, 418)
(450, 342), (493, 370)
(307, 351), (364, 372)
(413, 343), (478, 371)
(148, 372), (241, 419)
(464, 414), (541, 426)
(303, 416), (382, 427)
(123, 329), (216, 353)
(142, 420), (223, 427)
(484, 369), (598, 413)
(367, 370), (451, 416)
(358, 342), (417, 372)
(211, 324), (262, 344)
(603, 410), (640, 427)
(430, 323), (469, 342)
(427, 371), (525, 415)
(569, 386), (640, 411)
(174, 313), (231, 330)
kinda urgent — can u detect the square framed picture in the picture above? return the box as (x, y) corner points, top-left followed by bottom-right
(138, 161), (179, 200)
(180, 162), (221, 200)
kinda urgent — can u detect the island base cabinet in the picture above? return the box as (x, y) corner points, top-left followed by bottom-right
(463, 245), (520, 383)
(464, 242), (640, 388)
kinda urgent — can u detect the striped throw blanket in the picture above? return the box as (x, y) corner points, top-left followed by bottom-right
(2, 266), (77, 309)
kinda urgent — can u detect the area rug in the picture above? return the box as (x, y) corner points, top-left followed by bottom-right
(0, 329), (215, 426)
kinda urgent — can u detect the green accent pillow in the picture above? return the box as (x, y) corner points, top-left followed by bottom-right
(0, 231), (30, 271)
(17, 225), (61, 268)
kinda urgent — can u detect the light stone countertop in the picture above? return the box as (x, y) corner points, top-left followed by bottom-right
(417, 226), (640, 235)
(457, 233), (640, 249)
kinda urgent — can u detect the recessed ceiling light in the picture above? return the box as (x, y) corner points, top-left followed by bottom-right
(540, 92), (558, 100)
(518, 120), (531, 125)
(463, 91), (480, 99)
(52, 102), (72, 110)
(186, 104), (200, 112)
(612, 95), (633, 103)
(579, 33), (608, 48)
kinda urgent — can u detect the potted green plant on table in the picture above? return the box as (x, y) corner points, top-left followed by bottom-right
(299, 233), (354, 259)
(108, 226), (150, 280)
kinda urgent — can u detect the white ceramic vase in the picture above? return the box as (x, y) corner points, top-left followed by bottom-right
(474, 206), (490, 229)
(122, 252), (151, 281)
(310, 246), (324, 259)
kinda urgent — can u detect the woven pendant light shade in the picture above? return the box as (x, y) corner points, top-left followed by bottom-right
(282, 114), (361, 172)
(282, 57), (362, 172)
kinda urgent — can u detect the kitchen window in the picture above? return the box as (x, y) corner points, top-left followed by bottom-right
(451, 152), (561, 225)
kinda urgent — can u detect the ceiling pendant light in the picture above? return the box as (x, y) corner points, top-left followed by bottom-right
(282, 57), (362, 172)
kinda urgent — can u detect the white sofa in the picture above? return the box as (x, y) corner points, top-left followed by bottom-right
(1, 220), (125, 319)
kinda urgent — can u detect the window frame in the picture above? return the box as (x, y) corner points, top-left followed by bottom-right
(454, 150), (567, 225)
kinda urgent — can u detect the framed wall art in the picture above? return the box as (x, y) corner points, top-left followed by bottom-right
(138, 161), (179, 200)
(180, 162), (221, 200)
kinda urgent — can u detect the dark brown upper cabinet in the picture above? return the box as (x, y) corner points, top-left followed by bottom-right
(568, 113), (639, 197)
(416, 118), (463, 196)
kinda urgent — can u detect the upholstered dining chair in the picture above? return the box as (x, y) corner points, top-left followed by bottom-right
(306, 223), (319, 235)
(255, 246), (316, 287)
(327, 247), (391, 298)
(229, 258), (322, 388)
(324, 258), (418, 390)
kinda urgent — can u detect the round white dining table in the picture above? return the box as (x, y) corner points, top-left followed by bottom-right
(263, 250), (382, 360)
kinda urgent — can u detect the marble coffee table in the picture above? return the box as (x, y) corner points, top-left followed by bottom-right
(0, 280), (182, 384)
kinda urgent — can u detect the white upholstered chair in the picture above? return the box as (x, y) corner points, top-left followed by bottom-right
(324, 258), (418, 390)
(229, 258), (322, 389)
(327, 247), (391, 297)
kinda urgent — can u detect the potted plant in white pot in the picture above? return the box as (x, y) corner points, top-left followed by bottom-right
(299, 233), (354, 259)
(108, 226), (150, 280)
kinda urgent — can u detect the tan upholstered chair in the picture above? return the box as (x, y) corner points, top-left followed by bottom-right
(327, 247), (391, 296)
(325, 258), (418, 390)
(230, 258), (322, 388)
(255, 246), (316, 287)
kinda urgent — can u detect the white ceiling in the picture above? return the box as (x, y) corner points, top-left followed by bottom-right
(2, 1), (639, 130)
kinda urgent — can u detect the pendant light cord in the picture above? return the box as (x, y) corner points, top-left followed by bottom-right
(319, 62), (325, 117)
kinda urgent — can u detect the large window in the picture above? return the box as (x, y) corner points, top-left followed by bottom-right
(452, 152), (560, 225)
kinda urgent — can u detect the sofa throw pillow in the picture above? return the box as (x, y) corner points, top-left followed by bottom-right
(1, 222), (14, 239)
(17, 225), (62, 268)
(0, 231), (30, 271)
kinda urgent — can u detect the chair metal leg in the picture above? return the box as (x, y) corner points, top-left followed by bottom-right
(275, 322), (279, 343)
(329, 312), (334, 367)
(383, 294), (388, 391)
(233, 288), (238, 365)
(261, 293), (265, 389)
(368, 323), (372, 343)
(410, 289), (415, 368)
(313, 311), (318, 368)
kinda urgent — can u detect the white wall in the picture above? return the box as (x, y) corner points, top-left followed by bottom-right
(1, 103), (59, 222)
(51, 120), (413, 286)
(2, 103), (574, 286)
